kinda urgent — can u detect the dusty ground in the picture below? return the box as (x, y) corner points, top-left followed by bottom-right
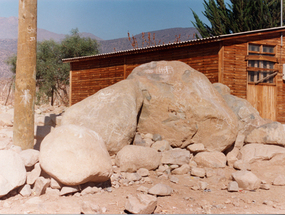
(0, 157), (284, 214)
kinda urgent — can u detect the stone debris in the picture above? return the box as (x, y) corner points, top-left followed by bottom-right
(148, 183), (173, 196)
(125, 193), (157, 214)
(272, 174), (285, 186)
(26, 163), (41, 185)
(60, 185), (81, 196)
(191, 167), (206, 178)
(227, 181), (239, 192)
(33, 176), (51, 196)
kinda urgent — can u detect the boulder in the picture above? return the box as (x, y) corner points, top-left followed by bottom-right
(231, 171), (261, 190)
(125, 193), (157, 214)
(0, 150), (26, 197)
(115, 145), (161, 172)
(245, 122), (285, 146)
(161, 148), (191, 165)
(39, 124), (113, 185)
(239, 143), (285, 164)
(128, 61), (238, 151)
(194, 151), (227, 168)
(62, 79), (143, 155)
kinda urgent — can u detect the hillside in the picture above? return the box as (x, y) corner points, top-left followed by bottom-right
(0, 16), (199, 78)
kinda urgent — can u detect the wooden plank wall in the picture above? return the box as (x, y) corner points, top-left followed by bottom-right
(70, 42), (220, 105)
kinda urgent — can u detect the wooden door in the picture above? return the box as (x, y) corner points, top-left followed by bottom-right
(247, 84), (276, 121)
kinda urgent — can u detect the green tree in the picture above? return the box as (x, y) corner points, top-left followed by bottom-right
(6, 28), (100, 106)
(192, 0), (284, 38)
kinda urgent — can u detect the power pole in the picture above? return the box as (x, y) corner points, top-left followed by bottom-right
(13, 0), (37, 150)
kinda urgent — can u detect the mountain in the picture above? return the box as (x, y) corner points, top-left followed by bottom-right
(0, 16), (199, 78)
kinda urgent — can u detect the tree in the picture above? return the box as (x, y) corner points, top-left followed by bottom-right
(191, 0), (284, 38)
(6, 28), (100, 106)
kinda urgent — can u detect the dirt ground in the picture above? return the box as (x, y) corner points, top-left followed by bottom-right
(0, 157), (284, 214)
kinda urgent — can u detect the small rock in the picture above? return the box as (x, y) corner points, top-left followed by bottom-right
(227, 181), (239, 192)
(199, 181), (208, 190)
(148, 183), (173, 196)
(231, 171), (261, 190)
(137, 185), (149, 193)
(161, 148), (191, 165)
(81, 201), (102, 214)
(234, 133), (245, 149)
(171, 164), (190, 175)
(158, 173), (169, 180)
(19, 184), (32, 197)
(151, 140), (170, 152)
(45, 187), (60, 196)
(81, 186), (101, 195)
(272, 174), (285, 186)
(125, 193), (157, 214)
(189, 160), (197, 168)
(226, 148), (239, 167)
(191, 167), (205, 178)
(260, 183), (270, 190)
(152, 134), (162, 142)
(169, 175), (179, 184)
(60, 186), (80, 196)
(170, 164), (179, 170)
(194, 151), (227, 168)
(187, 143), (205, 153)
(144, 138), (154, 147)
(126, 173), (142, 182)
(143, 177), (153, 184)
(137, 168), (149, 177)
(233, 160), (251, 171)
(133, 133), (146, 146)
(33, 176), (51, 196)
(50, 177), (62, 189)
(144, 133), (153, 140)
(26, 163), (41, 185)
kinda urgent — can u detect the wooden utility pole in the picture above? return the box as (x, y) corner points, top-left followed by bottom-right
(13, 0), (37, 150)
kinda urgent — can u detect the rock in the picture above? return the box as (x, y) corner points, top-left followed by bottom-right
(81, 201), (102, 214)
(171, 164), (190, 175)
(194, 151), (227, 168)
(148, 183), (173, 196)
(39, 124), (113, 185)
(26, 163), (41, 185)
(19, 149), (39, 167)
(0, 113), (13, 126)
(234, 133), (246, 149)
(144, 138), (154, 147)
(125, 173), (142, 182)
(128, 61), (238, 151)
(81, 186), (101, 195)
(125, 193), (157, 214)
(137, 168), (150, 177)
(227, 181), (239, 192)
(272, 175), (285, 186)
(169, 175), (179, 184)
(19, 184), (32, 197)
(231, 171), (261, 190)
(0, 138), (11, 150)
(260, 183), (271, 190)
(50, 177), (62, 189)
(115, 145), (161, 172)
(151, 140), (171, 152)
(226, 148), (239, 167)
(187, 143), (205, 153)
(0, 150), (26, 197)
(33, 176), (51, 196)
(62, 79), (143, 155)
(152, 134), (162, 142)
(233, 160), (251, 171)
(199, 181), (208, 190)
(60, 186), (80, 196)
(245, 122), (285, 146)
(190, 167), (206, 178)
(133, 133), (146, 146)
(161, 148), (191, 165)
(239, 143), (285, 164)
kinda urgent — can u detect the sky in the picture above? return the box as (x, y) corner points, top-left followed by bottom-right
(0, 0), (231, 40)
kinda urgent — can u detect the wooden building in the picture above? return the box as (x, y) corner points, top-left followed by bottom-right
(63, 27), (285, 123)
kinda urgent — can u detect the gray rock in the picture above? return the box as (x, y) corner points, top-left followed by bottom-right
(33, 176), (51, 196)
(148, 183), (173, 196)
(133, 133), (146, 146)
(227, 181), (239, 192)
(152, 134), (162, 142)
(190, 167), (206, 178)
(39, 124), (113, 185)
(272, 174), (285, 186)
(115, 145), (161, 172)
(62, 79), (143, 155)
(231, 171), (261, 190)
(161, 148), (191, 165)
(125, 193), (157, 214)
(194, 151), (227, 168)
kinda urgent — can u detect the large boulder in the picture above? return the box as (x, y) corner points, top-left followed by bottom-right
(245, 122), (285, 146)
(128, 61), (238, 151)
(0, 150), (26, 197)
(61, 79), (143, 155)
(39, 124), (113, 186)
(115, 145), (161, 172)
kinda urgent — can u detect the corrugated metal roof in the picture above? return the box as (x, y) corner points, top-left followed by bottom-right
(62, 26), (285, 63)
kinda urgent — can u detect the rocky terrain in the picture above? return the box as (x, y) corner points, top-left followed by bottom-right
(0, 61), (285, 214)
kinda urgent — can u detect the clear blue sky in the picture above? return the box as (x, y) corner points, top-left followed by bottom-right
(0, 0), (231, 40)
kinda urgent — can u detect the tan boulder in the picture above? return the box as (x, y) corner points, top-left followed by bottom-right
(231, 171), (261, 191)
(128, 61), (238, 151)
(39, 124), (113, 185)
(194, 151), (226, 168)
(62, 79), (143, 155)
